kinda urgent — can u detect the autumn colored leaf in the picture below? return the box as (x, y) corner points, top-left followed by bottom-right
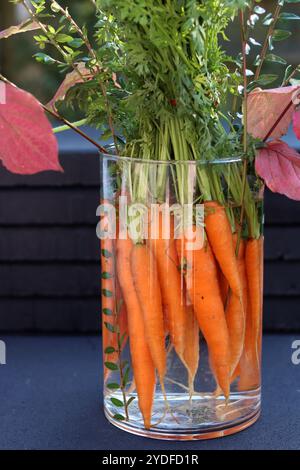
(292, 110), (300, 140)
(255, 140), (300, 200)
(47, 63), (94, 111)
(247, 85), (300, 140)
(0, 20), (40, 39)
(0, 83), (61, 175)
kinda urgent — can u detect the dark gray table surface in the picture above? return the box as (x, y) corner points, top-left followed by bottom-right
(0, 334), (299, 450)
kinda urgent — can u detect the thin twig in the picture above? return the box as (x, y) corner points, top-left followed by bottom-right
(52, 1), (97, 60)
(263, 99), (294, 142)
(238, 10), (248, 244)
(22, 1), (67, 61)
(282, 65), (299, 87)
(22, 0), (85, 83)
(240, 12), (248, 155)
(52, 1), (120, 153)
(244, 0), (255, 41)
(117, 332), (130, 421)
(44, 107), (107, 152)
(254, 3), (282, 81)
(0, 73), (107, 152)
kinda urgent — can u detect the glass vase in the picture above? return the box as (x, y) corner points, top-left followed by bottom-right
(99, 153), (264, 440)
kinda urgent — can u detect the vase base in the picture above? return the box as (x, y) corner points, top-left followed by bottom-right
(104, 392), (261, 441)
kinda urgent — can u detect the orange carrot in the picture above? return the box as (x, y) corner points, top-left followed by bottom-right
(182, 235), (230, 398)
(238, 237), (263, 391)
(183, 305), (200, 394)
(205, 201), (242, 298)
(150, 215), (187, 363)
(218, 268), (229, 306)
(131, 243), (166, 384)
(162, 305), (170, 337)
(238, 306), (260, 391)
(245, 237), (264, 368)
(116, 238), (156, 429)
(175, 237), (199, 394)
(226, 235), (246, 376)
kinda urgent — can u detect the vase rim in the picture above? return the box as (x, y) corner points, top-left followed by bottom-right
(99, 151), (243, 166)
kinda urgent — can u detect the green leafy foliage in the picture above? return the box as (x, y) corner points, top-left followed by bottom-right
(107, 382), (120, 390)
(113, 413), (126, 421)
(7, 0), (299, 167)
(110, 397), (124, 407)
(102, 288), (113, 298)
(91, 0), (247, 164)
(104, 361), (118, 371)
(104, 321), (115, 332)
(102, 307), (113, 316)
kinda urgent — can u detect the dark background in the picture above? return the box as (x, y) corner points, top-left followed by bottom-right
(0, 0), (300, 333)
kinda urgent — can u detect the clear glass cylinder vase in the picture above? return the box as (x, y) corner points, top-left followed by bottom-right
(99, 153), (264, 440)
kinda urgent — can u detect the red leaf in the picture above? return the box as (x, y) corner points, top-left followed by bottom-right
(292, 110), (300, 140)
(0, 83), (61, 175)
(255, 140), (300, 200)
(247, 85), (300, 140)
(47, 63), (94, 111)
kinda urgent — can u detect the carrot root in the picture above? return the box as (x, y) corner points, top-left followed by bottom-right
(205, 201), (242, 298)
(117, 238), (156, 429)
(181, 234), (231, 399)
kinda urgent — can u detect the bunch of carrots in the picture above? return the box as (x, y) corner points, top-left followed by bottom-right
(101, 196), (263, 430)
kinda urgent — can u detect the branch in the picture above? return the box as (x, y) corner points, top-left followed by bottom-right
(0, 73), (107, 153)
(50, 1), (120, 153)
(44, 107), (107, 153)
(240, 10), (248, 153)
(282, 66), (299, 87)
(239, 10), (249, 233)
(263, 100), (294, 142)
(254, 3), (282, 81)
(22, 1), (85, 82)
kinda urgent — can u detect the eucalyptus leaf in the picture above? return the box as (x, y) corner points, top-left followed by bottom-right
(55, 33), (73, 43)
(265, 54), (287, 65)
(272, 30), (292, 42)
(248, 74), (278, 89)
(256, 74), (278, 85)
(107, 383), (120, 390)
(290, 78), (300, 86)
(101, 271), (113, 279)
(113, 414), (126, 421)
(111, 397), (124, 407)
(279, 13), (300, 21)
(102, 288), (113, 298)
(104, 321), (116, 333)
(254, 6), (266, 15)
(263, 13), (274, 26)
(104, 361), (118, 371)
(101, 249), (112, 258)
(123, 366), (130, 387)
(127, 397), (136, 406)
(102, 307), (113, 316)
(249, 38), (261, 46)
(34, 53), (56, 64)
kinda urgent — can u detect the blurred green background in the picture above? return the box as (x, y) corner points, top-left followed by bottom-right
(1, 0), (300, 106)
(0, 0), (95, 104)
